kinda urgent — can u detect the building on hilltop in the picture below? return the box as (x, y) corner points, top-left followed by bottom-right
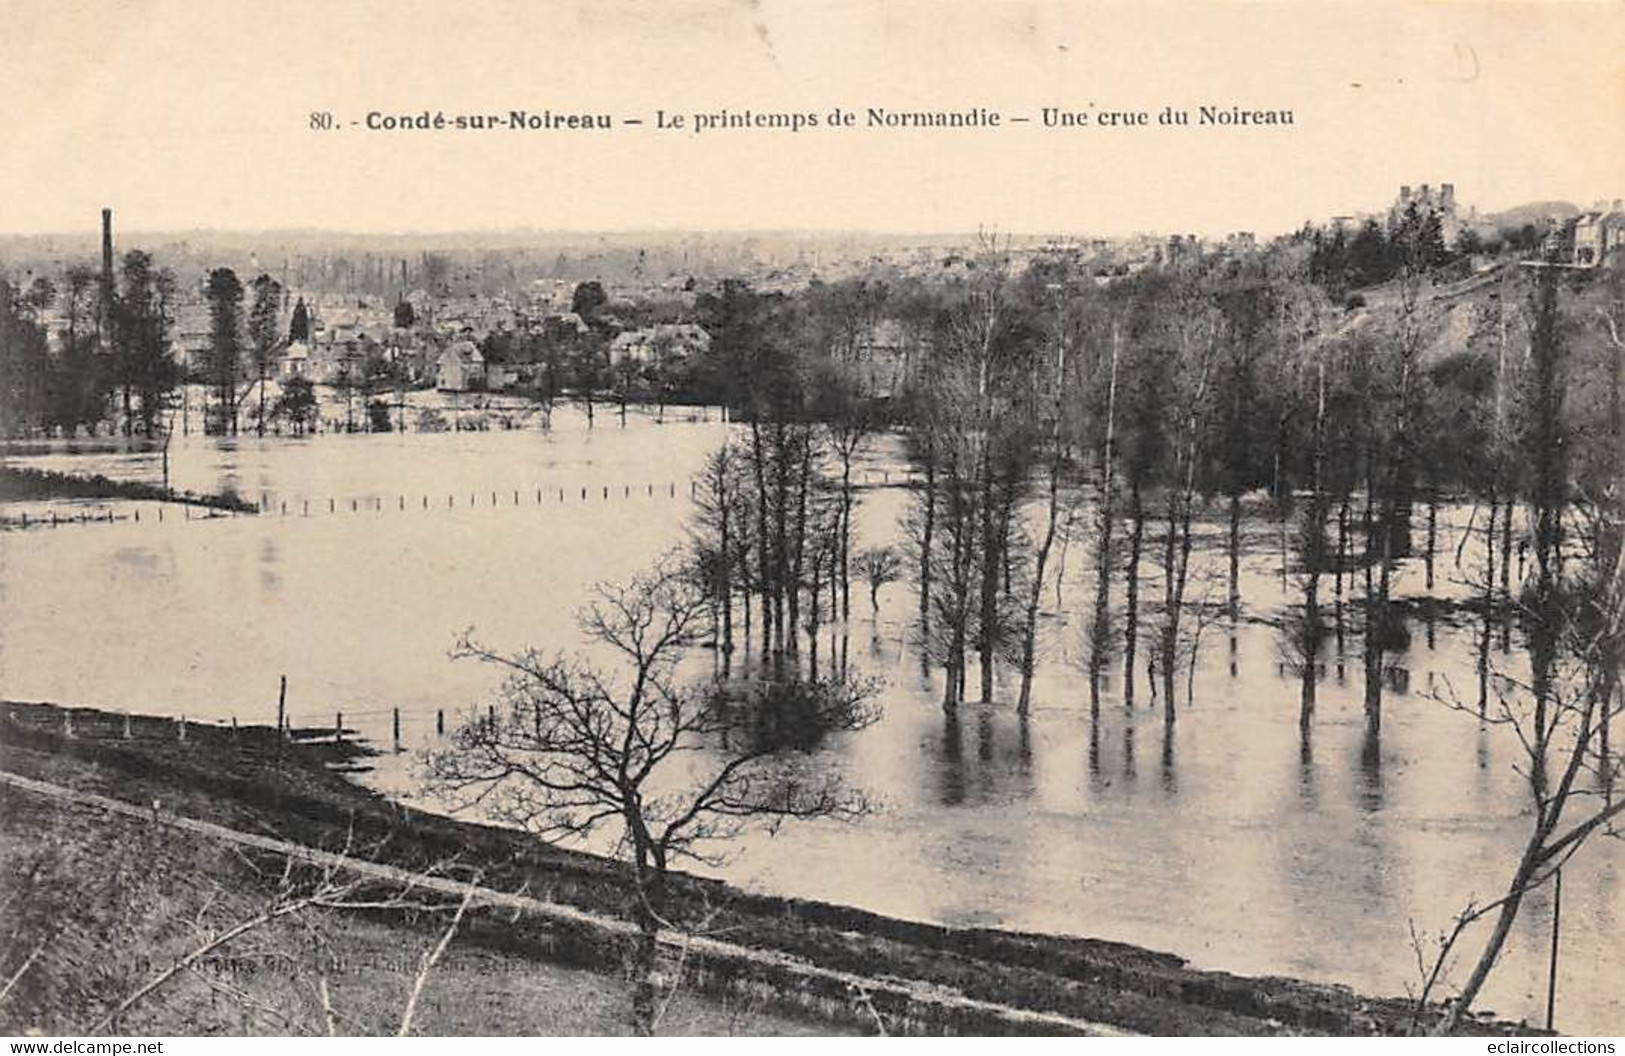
(1388, 183), (1462, 243)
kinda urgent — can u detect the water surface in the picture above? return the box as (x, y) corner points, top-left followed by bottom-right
(2, 419), (1618, 1033)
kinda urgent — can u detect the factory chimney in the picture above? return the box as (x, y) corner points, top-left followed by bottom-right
(99, 208), (115, 340)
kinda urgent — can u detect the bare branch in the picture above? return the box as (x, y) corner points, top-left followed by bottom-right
(397, 872), (481, 1037)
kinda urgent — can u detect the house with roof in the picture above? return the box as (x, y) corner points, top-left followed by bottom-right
(1572, 201), (1625, 267)
(436, 340), (485, 391)
(278, 340), (313, 379)
(608, 323), (711, 366)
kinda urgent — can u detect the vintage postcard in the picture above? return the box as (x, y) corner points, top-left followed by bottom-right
(1, 0), (1622, 1042)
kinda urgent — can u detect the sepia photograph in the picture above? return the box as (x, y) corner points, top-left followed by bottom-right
(0, 0), (1621, 1042)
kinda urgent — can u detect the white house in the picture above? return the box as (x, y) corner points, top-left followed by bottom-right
(1572, 202), (1625, 267)
(436, 340), (485, 391)
(278, 341), (312, 379)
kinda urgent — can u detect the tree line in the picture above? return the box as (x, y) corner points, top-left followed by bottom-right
(414, 229), (1621, 1030)
(0, 256), (306, 438)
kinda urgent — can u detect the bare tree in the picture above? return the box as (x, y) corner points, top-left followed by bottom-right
(853, 545), (902, 618)
(1085, 320), (1121, 709)
(1154, 277), (1220, 717)
(691, 444), (746, 656)
(423, 558), (880, 1034)
(1016, 281), (1074, 715)
(1416, 269), (1624, 1033)
(1419, 636), (1623, 1032)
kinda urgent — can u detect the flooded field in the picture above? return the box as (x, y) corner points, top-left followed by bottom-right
(1, 417), (1619, 1034)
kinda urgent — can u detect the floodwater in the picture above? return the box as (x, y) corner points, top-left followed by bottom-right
(1, 412), (1619, 1034)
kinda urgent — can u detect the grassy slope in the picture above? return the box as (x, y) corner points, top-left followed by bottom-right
(0, 794), (835, 1036)
(0, 701), (1534, 1037)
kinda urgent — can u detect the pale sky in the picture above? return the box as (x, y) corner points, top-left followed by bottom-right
(2, 0), (1621, 238)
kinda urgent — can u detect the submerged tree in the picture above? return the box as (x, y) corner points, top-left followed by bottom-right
(853, 545), (902, 617)
(271, 376), (318, 435)
(247, 274), (284, 435)
(0, 279), (55, 436)
(1286, 334), (1335, 726)
(50, 266), (107, 433)
(204, 267), (245, 435)
(1084, 312), (1122, 709)
(1415, 266), (1624, 1032)
(905, 247), (1042, 710)
(1014, 358), (1069, 715)
(1115, 307), (1177, 709)
(111, 251), (180, 438)
(1152, 273), (1221, 717)
(1210, 275), (1279, 631)
(1358, 227), (1433, 732)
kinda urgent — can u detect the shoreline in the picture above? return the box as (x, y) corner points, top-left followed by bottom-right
(0, 699), (1541, 1037)
(0, 465), (258, 515)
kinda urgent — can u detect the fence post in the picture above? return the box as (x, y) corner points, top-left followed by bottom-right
(329, 498), (335, 513)
(62, 709), (73, 738)
(1548, 867), (1563, 1031)
(277, 675), (287, 739)
(393, 707), (402, 753)
(123, 712), (132, 739)
(436, 709), (445, 736)
(335, 711), (343, 745)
